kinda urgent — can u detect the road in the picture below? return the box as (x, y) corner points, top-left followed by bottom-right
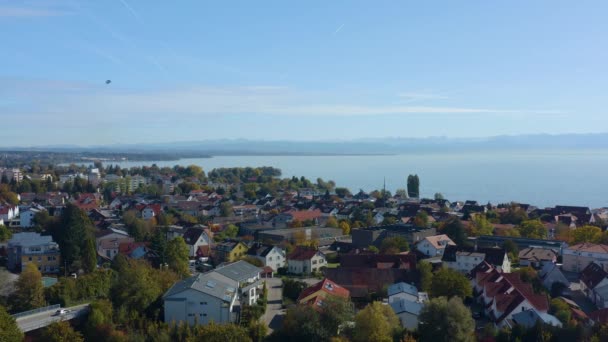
(16, 303), (90, 332)
(263, 277), (284, 334)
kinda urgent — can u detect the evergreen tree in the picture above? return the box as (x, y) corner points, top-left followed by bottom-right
(166, 237), (190, 276)
(82, 237), (98, 273)
(407, 174), (420, 198)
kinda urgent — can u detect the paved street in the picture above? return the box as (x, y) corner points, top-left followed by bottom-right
(263, 277), (284, 334)
(16, 303), (90, 332)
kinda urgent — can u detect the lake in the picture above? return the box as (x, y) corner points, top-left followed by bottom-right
(90, 150), (608, 208)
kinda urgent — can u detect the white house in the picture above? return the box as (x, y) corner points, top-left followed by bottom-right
(416, 234), (455, 257)
(443, 245), (511, 274)
(163, 271), (239, 325)
(214, 261), (263, 306)
(287, 247), (326, 275)
(246, 243), (286, 272)
(182, 227), (213, 258)
(20, 207), (45, 228)
(563, 243), (608, 273)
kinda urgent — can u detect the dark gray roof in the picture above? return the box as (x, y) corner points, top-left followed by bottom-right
(163, 271), (237, 302)
(214, 260), (262, 282)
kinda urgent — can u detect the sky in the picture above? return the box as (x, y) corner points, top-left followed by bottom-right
(1, 0), (608, 146)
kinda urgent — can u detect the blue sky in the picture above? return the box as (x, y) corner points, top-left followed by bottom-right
(1, 0), (607, 146)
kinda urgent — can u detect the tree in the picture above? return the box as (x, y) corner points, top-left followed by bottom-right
(326, 216), (339, 228)
(283, 278), (308, 301)
(82, 237), (98, 273)
(339, 221), (351, 235)
(335, 187), (352, 198)
(195, 322), (251, 342)
(434, 192), (444, 200)
(280, 305), (325, 341)
(413, 211), (429, 228)
(430, 268), (472, 299)
(13, 263), (45, 311)
(418, 261), (433, 292)
(319, 295), (355, 337)
(220, 201), (234, 217)
(53, 204), (95, 270)
(518, 219), (547, 239)
(418, 296), (475, 342)
(549, 298), (571, 325)
(441, 217), (467, 246)
(380, 236), (409, 254)
(503, 239), (519, 263)
(85, 299), (114, 339)
(572, 225), (603, 244)
(0, 224), (11, 242)
(395, 189), (408, 198)
(41, 321), (84, 342)
(407, 174), (420, 198)
(367, 245), (379, 254)
(353, 301), (401, 342)
(0, 305), (23, 342)
(166, 237), (190, 276)
(470, 214), (494, 236)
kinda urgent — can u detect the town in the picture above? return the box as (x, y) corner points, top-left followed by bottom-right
(1, 163), (608, 342)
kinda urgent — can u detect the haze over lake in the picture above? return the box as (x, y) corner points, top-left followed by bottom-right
(94, 150), (607, 209)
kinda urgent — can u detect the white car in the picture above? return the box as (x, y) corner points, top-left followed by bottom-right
(53, 309), (69, 316)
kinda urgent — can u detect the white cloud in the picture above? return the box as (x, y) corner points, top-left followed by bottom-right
(0, 6), (68, 17)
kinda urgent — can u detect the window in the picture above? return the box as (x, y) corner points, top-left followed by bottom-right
(312, 260), (317, 265)
(269, 257), (273, 261)
(200, 302), (208, 305)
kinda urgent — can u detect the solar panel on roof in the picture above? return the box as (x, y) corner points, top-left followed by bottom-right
(206, 280), (216, 288)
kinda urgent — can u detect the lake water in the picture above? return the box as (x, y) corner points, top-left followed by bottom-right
(95, 150), (608, 208)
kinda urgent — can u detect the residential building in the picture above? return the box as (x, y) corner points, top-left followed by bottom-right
(287, 247), (326, 275)
(163, 271), (239, 325)
(415, 234), (455, 257)
(213, 241), (249, 263)
(443, 245), (511, 273)
(246, 243), (286, 271)
(539, 263), (569, 292)
(351, 224), (437, 248)
(96, 228), (134, 260)
(7, 232), (60, 273)
(2, 168), (23, 183)
(20, 207), (45, 228)
(518, 247), (557, 268)
(387, 282), (428, 330)
(563, 243), (608, 273)
(580, 262), (608, 309)
(510, 309), (562, 329)
(182, 227), (214, 258)
(214, 260), (263, 305)
(297, 278), (350, 310)
(0, 205), (18, 221)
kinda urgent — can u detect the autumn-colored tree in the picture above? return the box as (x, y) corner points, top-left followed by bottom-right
(41, 321), (84, 342)
(430, 267), (472, 299)
(326, 216), (339, 228)
(518, 219), (547, 239)
(353, 301), (402, 342)
(0, 305), (23, 342)
(470, 214), (494, 236)
(572, 225), (603, 244)
(13, 263), (45, 311)
(339, 221), (351, 235)
(418, 296), (475, 342)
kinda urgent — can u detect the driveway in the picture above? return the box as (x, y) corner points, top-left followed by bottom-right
(263, 277), (284, 334)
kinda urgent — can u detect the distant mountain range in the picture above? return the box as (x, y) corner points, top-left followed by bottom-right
(3, 133), (608, 157)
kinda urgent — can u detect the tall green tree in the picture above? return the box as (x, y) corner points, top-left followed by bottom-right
(418, 297), (475, 342)
(418, 261), (433, 292)
(41, 321), (84, 342)
(442, 217), (467, 246)
(279, 305), (325, 341)
(430, 268), (472, 299)
(319, 296), (355, 337)
(13, 263), (45, 311)
(0, 305), (23, 342)
(53, 204), (94, 270)
(518, 219), (547, 239)
(407, 174), (420, 198)
(166, 236), (190, 276)
(380, 236), (409, 254)
(0, 224), (11, 242)
(82, 237), (98, 273)
(353, 301), (402, 342)
(470, 214), (494, 236)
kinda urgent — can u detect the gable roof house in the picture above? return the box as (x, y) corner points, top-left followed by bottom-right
(212, 241), (249, 264)
(415, 234), (456, 257)
(580, 262), (608, 309)
(539, 263), (569, 292)
(287, 247), (326, 275)
(387, 282), (428, 330)
(246, 243), (286, 272)
(182, 228), (214, 258)
(518, 247), (557, 268)
(562, 243), (608, 273)
(443, 245), (511, 274)
(469, 262), (549, 328)
(297, 278), (350, 309)
(213, 260), (263, 306)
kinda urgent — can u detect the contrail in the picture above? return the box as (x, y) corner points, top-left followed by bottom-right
(118, 0), (142, 23)
(333, 24), (344, 35)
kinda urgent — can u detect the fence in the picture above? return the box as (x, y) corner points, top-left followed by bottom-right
(12, 304), (60, 319)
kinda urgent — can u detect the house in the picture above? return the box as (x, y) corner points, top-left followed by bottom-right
(0, 205), (18, 221)
(518, 247), (557, 268)
(510, 309), (562, 328)
(287, 247), (326, 275)
(182, 228), (214, 258)
(580, 262), (608, 309)
(388, 283), (429, 331)
(589, 308), (608, 325)
(563, 243), (608, 273)
(415, 234), (455, 257)
(297, 278), (350, 309)
(246, 243), (286, 271)
(118, 242), (150, 260)
(141, 204), (162, 220)
(163, 271), (239, 325)
(351, 224), (437, 248)
(95, 228), (133, 260)
(470, 262), (549, 328)
(442, 245), (511, 274)
(213, 260), (263, 305)
(213, 241), (249, 263)
(539, 263), (569, 292)
(7, 232), (60, 273)
(20, 207), (45, 228)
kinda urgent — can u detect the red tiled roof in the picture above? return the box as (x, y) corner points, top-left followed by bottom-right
(568, 243), (608, 254)
(589, 308), (608, 324)
(288, 209), (322, 222)
(118, 242), (147, 256)
(297, 278), (350, 303)
(288, 247), (320, 261)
